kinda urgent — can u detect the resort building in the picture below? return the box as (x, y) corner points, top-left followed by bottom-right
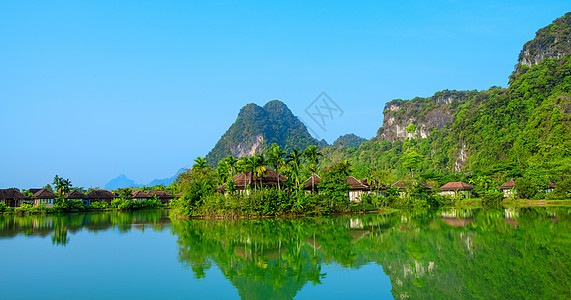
(439, 181), (474, 196)
(132, 190), (152, 201)
(87, 190), (116, 205)
(301, 174), (371, 202)
(32, 188), (57, 207)
(216, 170), (288, 195)
(65, 190), (90, 206)
(0, 189), (26, 207)
(148, 190), (175, 205)
(498, 179), (516, 198)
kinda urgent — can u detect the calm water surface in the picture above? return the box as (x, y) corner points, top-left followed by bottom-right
(1, 207), (570, 299)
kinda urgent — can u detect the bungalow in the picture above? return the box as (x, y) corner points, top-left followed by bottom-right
(498, 179), (516, 198)
(148, 190), (175, 205)
(439, 181), (474, 196)
(544, 180), (555, 193)
(0, 189), (26, 207)
(65, 190), (90, 206)
(217, 169), (288, 195)
(301, 175), (371, 202)
(32, 188), (57, 207)
(86, 190), (115, 205)
(132, 190), (152, 202)
(391, 180), (432, 197)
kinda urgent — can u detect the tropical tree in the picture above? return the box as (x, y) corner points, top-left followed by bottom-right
(53, 175), (72, 196)
(401, 148), (423, 177)
(251, 153), (267, 190)
(303, 145), (323, 193)
(266, 143), (286, 190)
(286, 149), (303, 189)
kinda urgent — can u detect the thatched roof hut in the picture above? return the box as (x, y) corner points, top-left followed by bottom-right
(0, 189), (25, 199)
(217, 169), (288, 192)
(32, 188), (57, 199)
(132, 190), (151, 199)
(64, 190), (88, 199)
(148, 190), (174, 200)
(440, 181), (474, 191)
(301, 175), (370, 191)
(498, 179), (515, 190)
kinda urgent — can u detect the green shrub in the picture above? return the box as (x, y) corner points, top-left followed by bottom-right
(515, 178), (537, 199)
(0, 202), (7, 213)
(88, 201), (108, 210)
(482, 190), (504, 206)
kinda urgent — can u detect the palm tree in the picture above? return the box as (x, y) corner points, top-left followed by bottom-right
(266, 143), (286, 190)
(303, 145), (323, 193)
(251, 153), (267, 190)
(286, 149), (303, 189)
(223, 155), (238, 178)
(192, 157), (208, 173)
(53, 175), (72, 197)
(237, 156), (256, 190)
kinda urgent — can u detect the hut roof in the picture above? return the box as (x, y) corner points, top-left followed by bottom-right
(219, 169), (288, 191)
(440, 181), (474, 191)
(28, 188), (42, 194)
(347, 176), (370, 191)
(132, 190), (151, 199)
(302, 174), (322, 190)
(499, 179), (515, 189)
(302, 175), (370, 191)
(391, 180), (432, 190)
(148, 190), (174, 199)
(0, 189), (26, 199)
(87, 189), (115, 199)
(33, 188), (57, 199)
(64, 190), (88, 199)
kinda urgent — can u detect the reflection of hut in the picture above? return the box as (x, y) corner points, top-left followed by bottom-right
(348, 230), (370, 242)
(33, 189), (57, 207)
(217, 170), (288, 194)
(148, 190), (175, 205)
(499, 179), (516, 198)
(65, 190), (90, 205)
(0, 189), (26, 207)
(503, 218), (519, 228)
(439, 181), (474, 196)
(441, 217), (474, 227)
(87, 190), (115, 205)
(131, 190), (151, 202)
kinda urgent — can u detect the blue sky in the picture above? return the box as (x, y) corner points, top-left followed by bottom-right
(1, 1), (569, 189)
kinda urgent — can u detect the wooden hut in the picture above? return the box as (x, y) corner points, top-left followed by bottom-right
(131, 190), (152, 202)
(301, 175), (370, 202)
(32, 188), (57, 207)
(216, 169), (288, 194)
(0, 189), (26, 208)
(498, 179), (516, 198)
(65, 190), (90, 206)
(439, 181), (474, 196)
(87, 190), (115, 205)
(148, 190), (175, 205)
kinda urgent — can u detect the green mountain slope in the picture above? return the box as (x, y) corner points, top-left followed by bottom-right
(205, 100), (324, 166)
(321, 12), (571, 182)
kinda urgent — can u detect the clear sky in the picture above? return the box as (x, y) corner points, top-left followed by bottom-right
(1, 1), (569, 189)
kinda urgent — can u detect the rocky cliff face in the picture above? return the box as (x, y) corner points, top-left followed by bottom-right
(376, 91), (466, 143)
(205, 100), (322, 166)
(517, 12), (571, 69)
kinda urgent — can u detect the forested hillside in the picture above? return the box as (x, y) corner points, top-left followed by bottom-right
(320, 12), (571, 184)
(205, 100), (324, 165)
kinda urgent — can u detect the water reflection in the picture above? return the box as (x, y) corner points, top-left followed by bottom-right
(1, 207), (570, 299)
(171, 207), (571, 299)
(0, 210), (170, 246)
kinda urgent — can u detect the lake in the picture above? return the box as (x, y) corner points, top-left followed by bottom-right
(1, 207), (570, 299)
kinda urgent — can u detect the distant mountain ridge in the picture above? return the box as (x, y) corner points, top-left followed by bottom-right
(205, 100), (327, 166)
(104, 168), (184, 190)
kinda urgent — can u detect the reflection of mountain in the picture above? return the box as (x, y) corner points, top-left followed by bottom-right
(170, 209), (571, 299)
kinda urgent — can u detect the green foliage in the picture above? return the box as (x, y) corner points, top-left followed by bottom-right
(0, 202), (7, 213)
(515, 178), (537, 199)
(205, 100), (321, 166)
(88, 201), (108, 210)
(53, 199), (86, 213)
(554, 177), (571, 199)
(482, 190), (504, 206)
(332, 134), (367, 148)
